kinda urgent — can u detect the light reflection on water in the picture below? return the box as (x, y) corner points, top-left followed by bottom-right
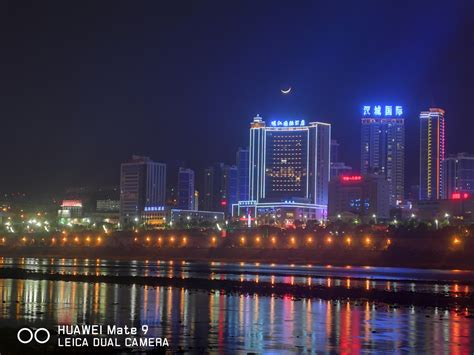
(0, 278), (472, 352)
(0, 257), (473, 295)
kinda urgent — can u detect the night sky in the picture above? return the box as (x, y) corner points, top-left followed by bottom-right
(1, 1), (474, 196)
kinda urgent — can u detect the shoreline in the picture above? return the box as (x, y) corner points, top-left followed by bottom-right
(1, 247), (473, 271)
(1, 256), (474, 286)
(0, 268), (473, 310)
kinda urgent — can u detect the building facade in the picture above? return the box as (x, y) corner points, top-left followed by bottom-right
(238, 114), (330, 222)
(328, 174), (390, 220)
(419, 108), (446, 200)
(330, 162), (353, 180)
(96, 199), (120, 212)
(119, 155), (166, 226)
(331, 139), (339, 163)
(202, 166), (214, 211)
(221, 165), (238, 214)
(141, 207), (224, 228)
(177, 168), (195, 210)
(236, 147), (249, 202)
(58, 200), (83, 219)
(415, 195), (473, 222)
(361, 105), (405, 206)
(202, 163), (237, 213)
(202, 164), (224, 211)
(444, 153), (474, 198)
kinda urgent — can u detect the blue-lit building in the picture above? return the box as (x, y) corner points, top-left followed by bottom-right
(177, 168), (195, 210)
(119, 155), (166, 226)
(234, 114), (331, 224)
(236, 147), (249, 202)
(361, 105), (405, 207)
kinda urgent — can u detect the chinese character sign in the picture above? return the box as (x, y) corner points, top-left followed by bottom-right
(362, 105), (403, 117)
(270, 120), (306, 127)
(395, 105), (403, 116)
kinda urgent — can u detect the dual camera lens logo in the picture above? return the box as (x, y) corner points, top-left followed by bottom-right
(17, 328), (50, 344)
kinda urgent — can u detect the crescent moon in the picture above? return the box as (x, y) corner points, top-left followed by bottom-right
(281, 87), (292, 94)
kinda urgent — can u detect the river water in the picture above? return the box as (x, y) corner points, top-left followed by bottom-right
(0, 257), (473, 353)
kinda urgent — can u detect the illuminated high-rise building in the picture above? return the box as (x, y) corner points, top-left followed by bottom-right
(119, 155), (166, 225)
(361, 105), (405, 206)
(419, 108), (446, 200)
(236, 114), (330, 222)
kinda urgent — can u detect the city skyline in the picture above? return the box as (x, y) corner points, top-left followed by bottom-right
(2, 3), (474, 354)
(0, 104), (464, 198)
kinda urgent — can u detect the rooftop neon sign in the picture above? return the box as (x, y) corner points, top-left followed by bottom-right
(270, 120), (306, 127)
(61, 200), (82, 207)
(451, 192), (470, 200)
(363, 105), (403, 117)
(144, 206), (165, 212)
(341, 175), (362, 182)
